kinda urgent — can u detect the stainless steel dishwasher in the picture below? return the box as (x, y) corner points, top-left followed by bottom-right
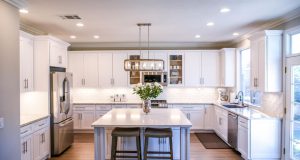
(228, 112), (238, 148)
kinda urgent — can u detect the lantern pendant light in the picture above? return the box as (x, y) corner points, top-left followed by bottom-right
(124, 23), (164, 71)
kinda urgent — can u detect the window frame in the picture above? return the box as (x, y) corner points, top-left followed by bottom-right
(285, 26), (300, 57)
(239, 48), (251, 103)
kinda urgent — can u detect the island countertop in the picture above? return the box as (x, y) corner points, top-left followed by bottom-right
(92, 108), (192, 128)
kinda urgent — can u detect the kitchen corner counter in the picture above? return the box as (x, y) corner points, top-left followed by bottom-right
(20, 114), (50, 127)
(214, 103), (273, 120)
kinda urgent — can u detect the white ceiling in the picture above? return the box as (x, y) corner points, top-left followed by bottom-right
(21, 0), (300, 44)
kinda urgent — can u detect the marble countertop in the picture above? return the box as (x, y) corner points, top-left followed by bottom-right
(214, 103), (271, 120)
(73, 100), (142, 105)
(92, 108), (192, 128)
(20, 114), (50, 127)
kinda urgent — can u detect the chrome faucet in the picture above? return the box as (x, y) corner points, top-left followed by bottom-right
(235, 91), (244, 106)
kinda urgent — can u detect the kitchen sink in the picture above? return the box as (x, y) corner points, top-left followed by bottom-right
(222, 104), (247, 108)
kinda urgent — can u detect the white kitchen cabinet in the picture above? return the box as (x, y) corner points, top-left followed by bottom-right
(20, 117), (50, 160)
(214, 106), (228, 141)
(33, 127), (50, 160)
(237, 116), (281, 160)
(201, 50), (220, 86)
(184, 50), (220, 87)
(151, 50), (169, 72)
(68, 52), (99, 88)
(98, 52), (113, 88)
(249, 30), (283, 92)
(20, 32), (34, 92)
(238, 117), (248, 159)
(49, 39), (69, 68)
(219, 48), (235, 87)
(204, 105), (215, 130)
(73, 105), (95, 130)
(184, 51), (201, 87)
(21, 135), (32, 160)
(173, 105), (205, 130)
(112, 52), (128, 87)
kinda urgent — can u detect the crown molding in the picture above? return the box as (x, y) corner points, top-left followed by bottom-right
(4, 0), (26, 9)
(69, 41), (233, 51)
(20, 23), (47, 35)
(229, 6), (300, 46)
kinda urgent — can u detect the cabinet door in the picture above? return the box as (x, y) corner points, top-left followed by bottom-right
(33, 127), (50, 160)
(201, 50), (220, 86)
(20, 37), (34, 92)
(98, 52), (113, 88)
(68, 53), (84, 88)
(84, 53), (99, 88)
(184, 51), (201, 87)
(204, 105), (215, 130)
(39, 127), (50, 159)
(112, 52), (128, 87)
(238, 125), (248, 158)
(220, 48), (235, 87)
(189, 109), (205, 130)
(21, 135), (32, 160)
(73, 111), (81, 129)
(81, 111), (95, 129)
(169, 52), (184, 86)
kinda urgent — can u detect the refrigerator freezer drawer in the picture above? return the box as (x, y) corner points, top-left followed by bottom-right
(52, 118), (74, 155)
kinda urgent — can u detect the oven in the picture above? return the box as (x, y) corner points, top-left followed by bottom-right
(142, 72), (168, 86)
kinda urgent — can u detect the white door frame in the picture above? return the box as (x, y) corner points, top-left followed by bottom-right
(285, 55), (300, 160)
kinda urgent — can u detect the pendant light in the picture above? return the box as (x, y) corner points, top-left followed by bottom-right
(124, 23), (164, 71)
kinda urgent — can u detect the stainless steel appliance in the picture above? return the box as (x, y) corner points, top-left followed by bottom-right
(50, 71), (73, 155)
(150, 100), (168, 108)
(142, 71), (168, 86)
(228, 112), (238, 148)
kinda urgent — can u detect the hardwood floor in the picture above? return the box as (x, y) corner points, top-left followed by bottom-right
(50, 133), (242, 160)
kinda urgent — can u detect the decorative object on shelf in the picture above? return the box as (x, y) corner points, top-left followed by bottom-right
(133, 82), (163, 113)
(124, 23), (164, 71)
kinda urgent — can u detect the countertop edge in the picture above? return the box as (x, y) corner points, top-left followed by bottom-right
(20, 115), (50, 127)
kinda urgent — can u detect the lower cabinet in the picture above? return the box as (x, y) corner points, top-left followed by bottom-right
(20, 117), (50, 160)
(204, 105), (215, 130)
(173, 105), (205, 130)
(238, 117), (248, 159)
(33, 127), (50, 160)
(21, 135), (32, 160)
(214, 106), (228, 141)
(73, 111), (95, 130)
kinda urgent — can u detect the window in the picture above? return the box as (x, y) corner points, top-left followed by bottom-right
(292, 33), (300, 54)
(240, 49), (251, 102)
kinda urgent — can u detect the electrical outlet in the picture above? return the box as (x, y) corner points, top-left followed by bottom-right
(0, 118), (4, 129)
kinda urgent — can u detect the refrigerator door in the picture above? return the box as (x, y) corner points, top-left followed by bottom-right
(52, 118), (74, 155)
(51, 72), (73, 123)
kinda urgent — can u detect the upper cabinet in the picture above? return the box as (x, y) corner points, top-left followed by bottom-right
(184, 50), (220, 87)
(68, 52), (99, 88)
(250, 30), (283, 92)
(49, 38), (70, 68)
(20, 32), (34, 92)
(112, 51), (128, 87)
(98, 51), (113, 88)
(220, 48), (236, 87)
(169, 51), (184, 86)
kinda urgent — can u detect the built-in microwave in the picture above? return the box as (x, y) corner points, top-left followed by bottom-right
(142, 72), (168, 86)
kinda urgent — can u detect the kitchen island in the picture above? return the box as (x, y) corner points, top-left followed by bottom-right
(92, 108), (192, 160)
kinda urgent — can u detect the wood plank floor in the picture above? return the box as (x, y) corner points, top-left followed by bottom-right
(50, 133), (242, 160)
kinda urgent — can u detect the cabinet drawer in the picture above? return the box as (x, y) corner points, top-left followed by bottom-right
(238, 117), (248, 128)
(96, 105), (112, 111)
(173, 105), (204, 110)
(73, 105), (95, 111)
(126, 105), (141, 108)
(112, 105), (126, 108)
(32, 118), (49, 132)
(20, 124), (33, 137)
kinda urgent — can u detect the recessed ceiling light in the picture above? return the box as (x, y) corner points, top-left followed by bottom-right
(233, 32), (240, 36)
(19, 9), (29, 14)
(220, 8), (231, 13)
(93, 35), (100, 39)
(206, 22), (215, 26)
(195, 35), (201, 39)
(76, 22), (84, 27)
(70, 35), (77, 39)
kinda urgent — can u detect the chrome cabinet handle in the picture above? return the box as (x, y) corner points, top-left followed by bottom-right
(24, 79), (27, 89)
(22, 142), (26, 154)
(111, 78), (115, 85)
(58, 56), (62, 64)
(25, 141), (27, 153)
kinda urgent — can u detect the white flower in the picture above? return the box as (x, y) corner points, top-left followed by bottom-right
(146, 83), (151, 87)
(136, 83), (142, 87)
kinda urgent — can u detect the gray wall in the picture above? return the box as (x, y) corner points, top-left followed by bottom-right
(0, 1), (21, 160)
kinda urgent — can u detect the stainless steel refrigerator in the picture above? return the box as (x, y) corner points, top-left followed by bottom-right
(50, 72), (73, 155)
